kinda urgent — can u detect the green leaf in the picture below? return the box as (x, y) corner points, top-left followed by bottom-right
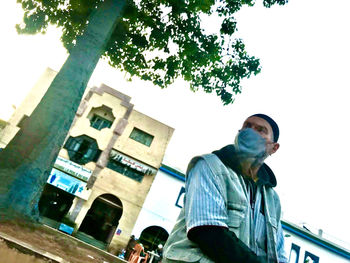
(16, 0), (287, 105)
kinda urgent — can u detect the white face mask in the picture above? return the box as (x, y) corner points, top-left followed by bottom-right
(234, 128), (268, 164)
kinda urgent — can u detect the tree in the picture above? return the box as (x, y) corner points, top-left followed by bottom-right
(0, 0), (287, 220)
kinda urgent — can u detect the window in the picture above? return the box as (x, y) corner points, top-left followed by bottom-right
(87, 105), (115, 131)
(90, 114), (112, 130)
(64, 135), (101, 165)
(129, 127), (154, 147)
(107, 160), (144, 182)
(304, 251), (319, 263)
(289, 243), (300, 263)
(175, 187), (186, 208)
(0, 119), (7, 130)
(17, 114), (29, 128)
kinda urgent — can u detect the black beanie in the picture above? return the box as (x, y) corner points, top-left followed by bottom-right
(251, 114), (279, 142)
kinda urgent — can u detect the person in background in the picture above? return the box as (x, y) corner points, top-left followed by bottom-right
(125, 235), (137, 261)
(162, 114), (288, 263)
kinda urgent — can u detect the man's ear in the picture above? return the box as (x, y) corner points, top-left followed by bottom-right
(271, 143), (280, 154)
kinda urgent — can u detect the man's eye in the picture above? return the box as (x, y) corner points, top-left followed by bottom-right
(257, 127), (266, 134)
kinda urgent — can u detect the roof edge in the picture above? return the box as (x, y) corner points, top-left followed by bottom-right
(159, 165), (185, 182)
(282, 220), (350, 259)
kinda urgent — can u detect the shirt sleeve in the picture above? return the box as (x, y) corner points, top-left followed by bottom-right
(185, 159), (228, 232)
(276, 221), (289, 263)
(188, 226), (267, 263)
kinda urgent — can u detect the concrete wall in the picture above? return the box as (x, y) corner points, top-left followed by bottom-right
(0, 68), (56, 147)
(69, 90), (129, 150)
(115, 110), (174, 168)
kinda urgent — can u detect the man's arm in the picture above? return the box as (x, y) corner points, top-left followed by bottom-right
(185, 159), (266, 263)
(188, 226), (266, 263)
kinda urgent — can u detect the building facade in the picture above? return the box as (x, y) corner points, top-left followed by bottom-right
(283, 221), (350, 263)
(131, 165), (185, 251)
(0, 68), (174, 253)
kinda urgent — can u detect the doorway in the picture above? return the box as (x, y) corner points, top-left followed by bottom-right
(78, 194), (123, 244)
(139, 226), (169, 251)
(38, 184), (74, 222)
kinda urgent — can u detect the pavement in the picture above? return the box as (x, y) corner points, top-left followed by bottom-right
(0, 231), (68, 263)
(0, 225), (128, 263)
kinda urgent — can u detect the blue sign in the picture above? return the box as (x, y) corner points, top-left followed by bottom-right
(59, 223), (74, 235)
(47, 168), (87, 198)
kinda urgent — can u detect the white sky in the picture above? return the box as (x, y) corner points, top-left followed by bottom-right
(1, 0), (350, 249)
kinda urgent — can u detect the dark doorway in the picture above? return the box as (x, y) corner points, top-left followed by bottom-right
(78, 194), (123, 244)
(139, 226), (169, 251)
(38, 184), (74, 222)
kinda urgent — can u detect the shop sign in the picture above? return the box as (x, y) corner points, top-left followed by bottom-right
(47, 168), (91, 200)
(110, 150), (156, 175)
(54, 156), (92, 182)
(59, 223), (74, 235)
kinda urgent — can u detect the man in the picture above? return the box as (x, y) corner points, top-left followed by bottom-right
(163, 114), (288, 263)
(125, 235), (137, 261)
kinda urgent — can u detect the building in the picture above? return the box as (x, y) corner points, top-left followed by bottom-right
(283, 221), (350, 263)
(131, 164), (185, 251)
(0, 68), (174, 253)
(131, 164), (350, 262)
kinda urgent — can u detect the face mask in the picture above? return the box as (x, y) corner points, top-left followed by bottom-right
(234, 128), (268, 162)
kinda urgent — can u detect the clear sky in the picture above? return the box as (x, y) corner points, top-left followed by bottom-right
(1, 0), (350, 249)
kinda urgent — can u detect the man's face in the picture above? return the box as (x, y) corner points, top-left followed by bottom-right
(241, 116), (279, 155)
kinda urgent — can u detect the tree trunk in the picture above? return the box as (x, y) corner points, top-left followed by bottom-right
(0, 0), (126, 221)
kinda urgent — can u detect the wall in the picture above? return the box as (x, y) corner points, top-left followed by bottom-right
(69, 90), (129, 150)
(0, 68), (56, 147)
(115, 110), (174, 168)
(283, 227), (350, 263)
(131, 168), (185, 238)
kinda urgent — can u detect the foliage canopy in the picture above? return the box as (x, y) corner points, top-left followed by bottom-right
(16, 0), (287, 104)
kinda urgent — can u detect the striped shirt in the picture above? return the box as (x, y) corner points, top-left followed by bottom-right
(185, 159), (288, 263)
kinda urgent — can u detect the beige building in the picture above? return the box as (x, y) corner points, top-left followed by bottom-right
(0, 68), (174, 253)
